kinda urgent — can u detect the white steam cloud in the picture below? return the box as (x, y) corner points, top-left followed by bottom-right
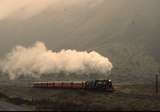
(0, 41), (113, 80)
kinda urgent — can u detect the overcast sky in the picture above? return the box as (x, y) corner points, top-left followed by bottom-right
(0, 0), (159, 61)
(0, 0), (105, 20)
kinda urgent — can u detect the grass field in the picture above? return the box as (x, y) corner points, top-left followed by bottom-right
(0, 82), (160, 111)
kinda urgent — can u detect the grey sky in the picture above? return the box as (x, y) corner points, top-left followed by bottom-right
(0, 0), (160, 62)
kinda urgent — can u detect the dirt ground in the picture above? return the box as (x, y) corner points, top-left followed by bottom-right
(0, 82), (160, 111)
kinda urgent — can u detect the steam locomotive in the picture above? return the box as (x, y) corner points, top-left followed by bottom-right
(33, 79), (114, 92)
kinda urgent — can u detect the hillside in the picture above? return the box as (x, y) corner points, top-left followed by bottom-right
(0, 0), (160, 83)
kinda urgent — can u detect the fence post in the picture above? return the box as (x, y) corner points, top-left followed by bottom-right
(156, 74), (158, 95)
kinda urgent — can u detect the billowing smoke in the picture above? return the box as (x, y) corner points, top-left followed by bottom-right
(0, 41), (113, 80)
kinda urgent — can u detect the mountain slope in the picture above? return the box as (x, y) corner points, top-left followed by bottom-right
(0, 0), (160, 83)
